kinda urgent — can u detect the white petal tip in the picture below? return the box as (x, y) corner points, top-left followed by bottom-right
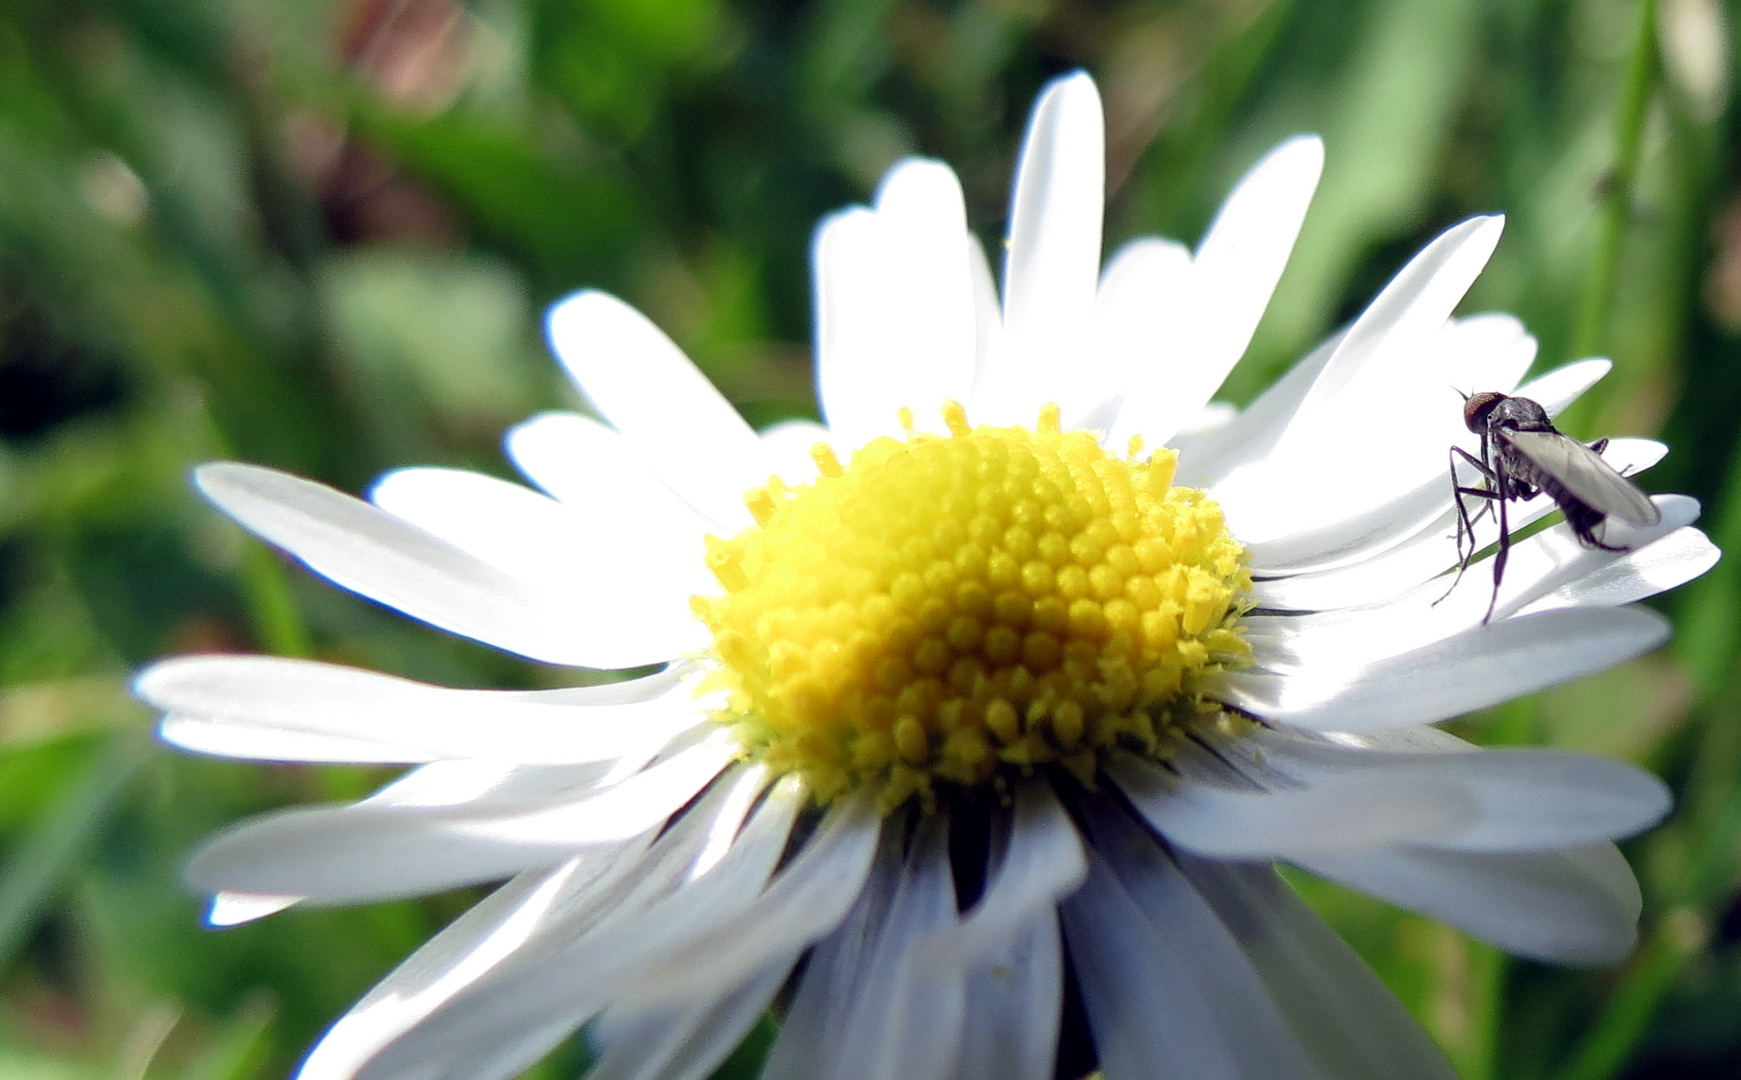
(190, 461), (305, 524)
(1033, 70), (1104, 121)
(132, 661), (172, 702)
(1421, 214), (1506, 258)
(1043, 69), (1097, 95)
(1631, 775), (1674, 838)
(811, 205), (874, 255)
(1267, 134), (1326, 178)
(206, 891), (300, 927)
(543, 289), (618, 351)
(191, 460), (256, 497)
(875, 157), (954, 201)
(154, 716), (203, 753)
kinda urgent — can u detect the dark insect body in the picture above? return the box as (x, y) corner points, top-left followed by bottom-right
(1442, 391), (1661, 623)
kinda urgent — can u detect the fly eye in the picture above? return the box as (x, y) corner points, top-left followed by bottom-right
(1463, 392), (1505, 434)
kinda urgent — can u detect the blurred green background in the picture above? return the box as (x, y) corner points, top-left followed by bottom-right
(0, 0), (1738, 1077)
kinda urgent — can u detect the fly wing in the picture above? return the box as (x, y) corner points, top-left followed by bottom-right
(1500, 429), (1662, 526)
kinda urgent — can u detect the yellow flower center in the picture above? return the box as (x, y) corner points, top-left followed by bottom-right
(692, 402), (1252, 812)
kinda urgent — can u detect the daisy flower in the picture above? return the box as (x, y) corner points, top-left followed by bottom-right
(138, 72), (1718, 1080)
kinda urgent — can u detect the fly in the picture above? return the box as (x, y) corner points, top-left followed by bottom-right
(1441, 391), (1661, 623)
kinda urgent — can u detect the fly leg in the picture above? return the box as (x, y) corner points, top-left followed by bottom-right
(1449, 446), (1496, 563)
(1486, 476), (1512, 624)
(1435, 445), (1501, 606)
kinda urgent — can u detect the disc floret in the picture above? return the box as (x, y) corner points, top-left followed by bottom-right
(693, 402), (1252, 811)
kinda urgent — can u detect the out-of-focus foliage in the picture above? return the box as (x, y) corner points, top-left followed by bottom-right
(0, 0), (1738, 1077)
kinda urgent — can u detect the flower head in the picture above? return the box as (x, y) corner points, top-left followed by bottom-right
(138, 72), (1718, 1080)
(695, 398), (1251, 810)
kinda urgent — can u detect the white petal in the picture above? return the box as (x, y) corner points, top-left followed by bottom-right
(361, 760), (613, 812)
(872, 164), (978, 414)
(982, 72), (1103, 421)
(926, 783), (1085, 968)
(1176, 856), (1460, 1080)
(185, 736), (736, 901)
(1226, 606), (1671, 732)
(363, 776), (817, 1080)
(208, 891), (300, 926)
(626, 791), (882, 1002)
(1454, 494), (1700, 624)
(1271, 216), (1506, 454)
(1176, 329), (1343, 487)
(369, 467), (706, 657)
(814, 160), (978, 445)
(966, 236), (1002, 400)
(505, 410), (719, 539)
(1112, 756), (1470, 858)
(194, 463), (654, 669)
(761, 837), (901, 1080)
(1066, 237), (1192, 431)
(1061, 840), (1311, 1080)
(811, 208), (886, 441)
(298, 849), (650, 1080)
(1084, 805), (1322, 1077)
(1110, 136), (1324, 449)
(1295, 843), (1643, 964)
(402, 1021), (574, 1080)
(354, 769), (789, 1080)
(143, 655), (700, 765)
(1520, 525), (1721, 613)
(1514, 356), (1614, 411)
(1168, 400), (1239, 446)
(953, 912), (1064, 1080)
(1181, 733), (1670, 853)
(1410, 750), (1669, 851)
(163, 718), (424, 766)
(834, 821), (966, 1080)
(545, 291), (767, 528)
(1454, 312), (1541, 388)
(757, 418), (833, 484)
(587, 961), (787, 1080)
